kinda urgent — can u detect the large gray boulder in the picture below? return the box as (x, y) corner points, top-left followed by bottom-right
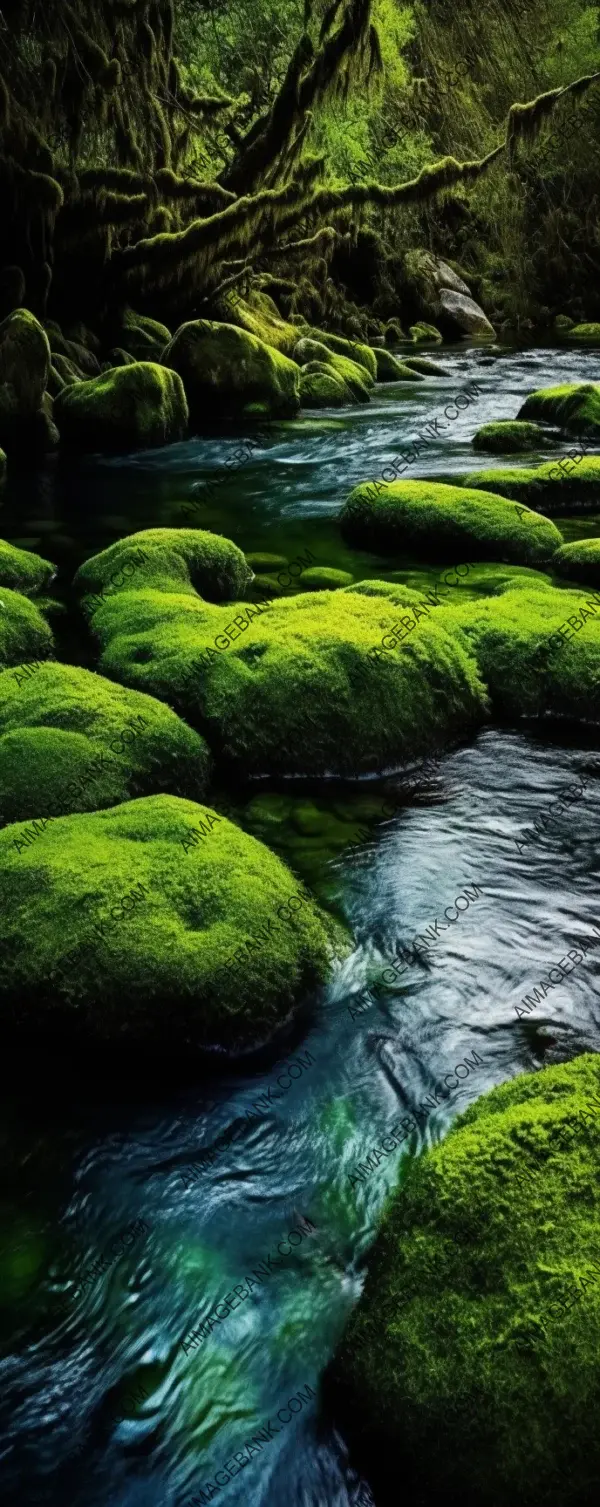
(438, 289), (495, 338)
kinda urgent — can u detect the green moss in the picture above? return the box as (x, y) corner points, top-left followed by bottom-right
(328, 1054), (600, 1507)
(0, 589), (54, 671)
(0, 662), (210, 825)
(74, 527), (250, 607)
(341, 480), (562, 567)
(374, 348), (424, 382)
(0, 794), (337, 1052)
(568, 324), (600, 342)
(222, 291), (300, 359)
(119, 307), (171, 359)
(473, 421), (548, 455)
(161, 320), (300, 424)
(410, 322), (442, 344)
(294, 337), (374, 398)
(463, 457), (600, 510)
(246, 552), (288, 572)
(297, 567), (354, 590)
(0, 308), (51, 415)
(304, 329), (377, 380)
(86, 581), (487, 778)
(54, 362), (188, 454)
(0, 539), (53, 596)
(518, 384), (600, 437)
(403, 357), (448, 377)
(439, 579), (600, 721)
(552, 539), (600, 588)
(299, 367), (354, 408)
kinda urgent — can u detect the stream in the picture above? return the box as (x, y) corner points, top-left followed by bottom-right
(2, 341), (600, 1507)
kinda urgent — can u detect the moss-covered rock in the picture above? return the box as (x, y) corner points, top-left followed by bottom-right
(294, 337), (374, 398)
(463, 456), (600, 511)
(0, 589), (54, 671)
(51, 352), (84, 385)
(568, 323), (600, 342)
(304, 328), (377, 380)
(0, 308), (53, 454)
(0, 794), (338, 1052)
(551, 539), (600, 587)
(74, 527), (250, 609)
(297, 567), (354, 590)
(0, 662), (210, 826)
(161, 319), (300, 424)
(439, 578), (600, 721)
(299, 366), (355, 408)
(118, 308), (171, 360)
(0, 539), (54, 596)
(373, 348), (424, 382)
(86, 580), (487, 777)
(410, 322), (442, 344)
(221, 290), (299, 358)
(518, 383), (600, 437)
(473, 421), (548, 454)
(555, 314), (574, 331)
(54, 362), (188, 454)
(246, 552), (289, 573)
(384, 319), (405, 345)
(328, 1054), (600, 1507)
(47, 364), (66, 399)
(341, 479), (562, 566)
(403, 356), (448, 377)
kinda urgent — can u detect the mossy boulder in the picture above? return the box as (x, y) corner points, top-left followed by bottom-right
(439, 578), (600, 721)
(293, 338), (374, 398)
(373, 348), (424, 382)
(161, 320), (300, 424)
(555, 314), (574, 331)
(463, 456), (600, 512)
(341, 480), (562, 566)
(0, 308), (53, 454)
(518, 383), (600, 437)
(220, 290), (299, 358)
(0, 662), (210, 826)
(85, 580), (487, 778)
(74, 527), (250, 610)
(552, 539), (600, 587)
(0, 589), (54, 670)
(52, 352), (84, 386)
(304, 328), (377, 380)
(118, 308), (172, 360)
(299, 367), (355, 408)
(0, 794), (339, 1053)
(473, 421), (548, 454)
(409, 322), (442, 344)
(328, 1054), (600, 1507)
(54, 363), (188, 454)
(403, 356), (448, 377)
(568, 323), (600, 342)
(297, 567), (354, 590)
(0, 538), (54, 595)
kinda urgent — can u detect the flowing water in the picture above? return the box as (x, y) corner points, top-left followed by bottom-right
(2, 342), (600, 1507)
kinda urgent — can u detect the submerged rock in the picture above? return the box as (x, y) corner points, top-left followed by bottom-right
(373, 348), (424, 382)
(0, 662), (210, 826)
(327, 1053), (600, 1507)
(472, 420), (548, 454)
(73, 527), (251, 607)
(55, 362), (188, 453)
(409, 322), (442, 344)
(463, 456), (600, 511)
(0, 538), (53, 595)
(0, 794), (337, 1053)
(0, 589), (54, 671)
(341, 479), (562, 566)
(552, 539), (600, 587)
(161, 319), (300, 424)
(518, 383), (600, 437)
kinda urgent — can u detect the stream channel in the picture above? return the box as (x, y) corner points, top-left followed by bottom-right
(2, 341), (600, 1507)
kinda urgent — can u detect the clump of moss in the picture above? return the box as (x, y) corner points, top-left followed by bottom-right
(463, 457), (600, 509)
(410, 322), (442, 344)
(299, 367), (356, 408)
(246, 552), (288, 573)
(552, 539), (600, 588)
(0, 589), (54, 671)
(118, 308), (171, 360)
(0, 794), (338, 1053)
(74, 527), (251, 608)
(303, 329), (377, 380)
(0, 539), (54, 596)
(293, 337), (374, 398)
(373, 349), (424, 382)
(161, 320), (300, 425)
(87, 581), (487, 778)
(472, 421), (548, 454)
(222, 291), (300, 359)
(568, 324), (600, 342)
(518, 384), (600, 437)
(298, 567), (354, 590)
(327, 1054), (600, 1507)
(341, 480), (562, 566)
(0, 662), (210, 826)
(54, 363), (188, 454)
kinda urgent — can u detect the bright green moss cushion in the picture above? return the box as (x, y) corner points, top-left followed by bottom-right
(299, 367), (354, 408)
(73, 527), (251, 606)
(472, 420), (547, 454)
(552, 539), (600, 587)
(568, 323), (600, 341)
(54, 361), (188, 453)
(0, 538), (54, 595)
(297, 567), (354, 590)
(0, 588), (54, 670)
(341, 479), (562, 565)
(439, 579), (600, 720)
(86, 581), (488, 777)
(463, 456), (600, 509)
(373, 348), (424, 382)
(327, 1054), (600, 1507)
(0, 662), (210, 825)
(410, 321), (442, 343)
(518, 383), (600, 436)
(0, 795), (337, 1052)
(161, 319), (300, 424)
(293, 338), (374, 399)
(303, 328), (377, 380)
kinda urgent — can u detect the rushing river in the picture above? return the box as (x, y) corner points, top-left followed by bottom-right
(2, 341), (600, 1507)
